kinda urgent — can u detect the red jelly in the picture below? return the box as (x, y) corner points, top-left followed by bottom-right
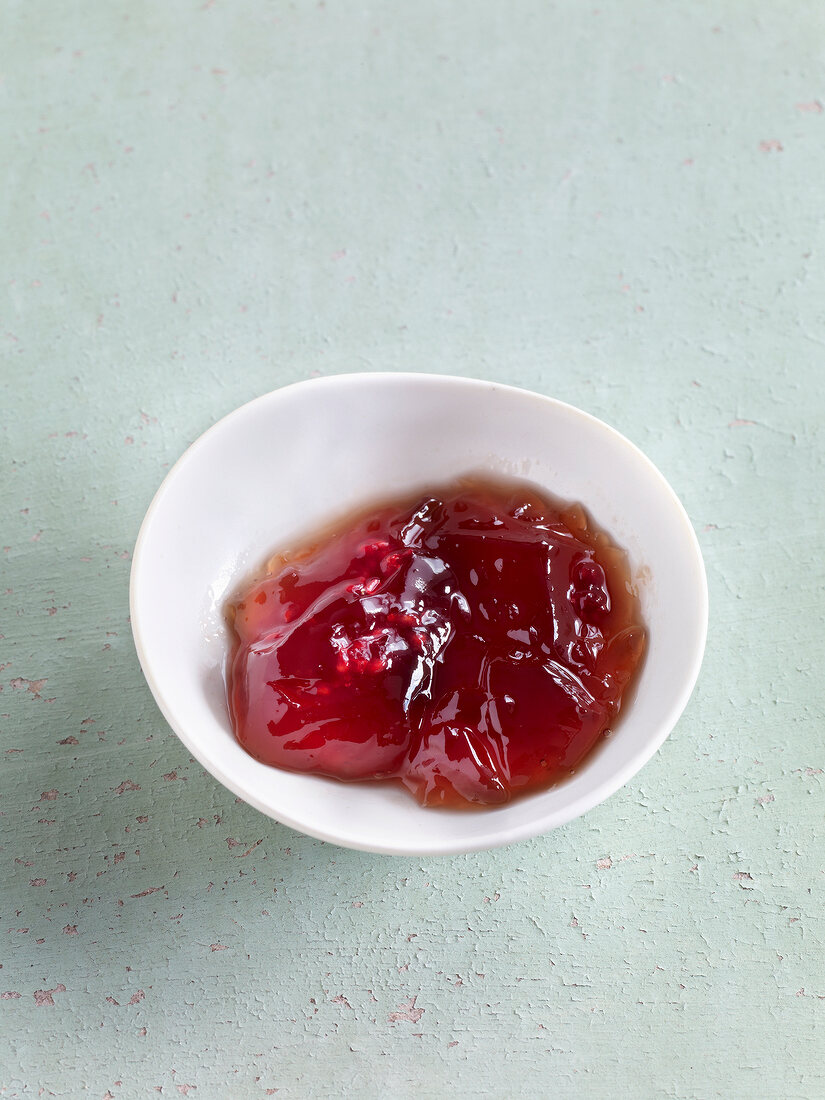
(227, 478), (646, 809)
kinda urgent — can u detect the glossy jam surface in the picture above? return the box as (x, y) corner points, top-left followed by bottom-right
(227, 478), (646, 809)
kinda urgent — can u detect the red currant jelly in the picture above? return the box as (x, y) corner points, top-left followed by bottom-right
(227, 478), (646, 809)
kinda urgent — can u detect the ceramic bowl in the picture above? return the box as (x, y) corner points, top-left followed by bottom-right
(130, 373), (707, 855)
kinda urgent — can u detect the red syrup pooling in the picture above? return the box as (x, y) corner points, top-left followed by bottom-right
(226, 478), (646, 809)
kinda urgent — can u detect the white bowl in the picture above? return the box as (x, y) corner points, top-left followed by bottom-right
(130, 374), (707, 855)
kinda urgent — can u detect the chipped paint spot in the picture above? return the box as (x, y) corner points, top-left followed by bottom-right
(11, 677), (48, 698)
(130, 885), (164, 898)
(33, 984), (66, 1007)
(388, 996), (424, 1024)
(113, 780), (141, 795)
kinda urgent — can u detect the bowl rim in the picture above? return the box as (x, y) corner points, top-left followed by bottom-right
(130, 372), (709, 855)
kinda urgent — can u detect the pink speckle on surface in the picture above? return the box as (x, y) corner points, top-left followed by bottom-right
(30, 878), (47, 887)
(596, 857), (613, 870)
(1, 991), (22, 999)
(729, 418), (756, 427)
(210, 944), (228, 951)
(34, 984), (66, 1007)
(128, 990), (145, 1005)
(388, 996), (424, 1024)
(40, 789), (59, 801)
(795, 100), (823, 113)
(758, 139), (783, 152)
(176, 1086), (196, 1096)
(331, 994), (353, 1009)
(63, 925), (78, 935)
(130, 885), (163, 898)
(11, 677), (48, 698)
(113, 780), (141, 795)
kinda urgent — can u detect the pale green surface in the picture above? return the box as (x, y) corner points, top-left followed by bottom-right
(2, 1), (824, 1096)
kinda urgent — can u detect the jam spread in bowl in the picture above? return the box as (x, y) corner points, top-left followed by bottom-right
(227, 477), (646, 809)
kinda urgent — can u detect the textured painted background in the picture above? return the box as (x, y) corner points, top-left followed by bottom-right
(2, 1), (824, 1097)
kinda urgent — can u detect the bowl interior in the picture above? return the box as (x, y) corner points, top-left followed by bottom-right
(130, 374), (707, 854)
